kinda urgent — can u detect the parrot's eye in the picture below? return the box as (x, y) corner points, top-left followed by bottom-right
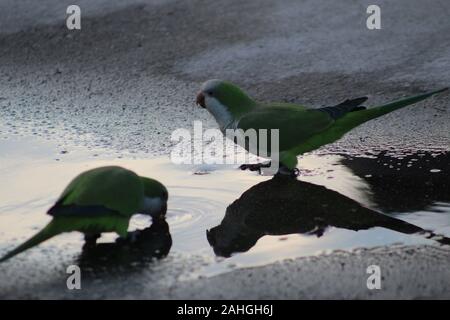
(206, 91), (213, 96)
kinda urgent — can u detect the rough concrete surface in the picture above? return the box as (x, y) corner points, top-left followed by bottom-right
(1, 0), (450, 299)
(3, 245), (450, 299)
(1, 0), (449, 156)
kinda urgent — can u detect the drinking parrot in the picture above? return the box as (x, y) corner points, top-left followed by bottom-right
(0, 166), (168, 262)
(196, 79), (447, 176)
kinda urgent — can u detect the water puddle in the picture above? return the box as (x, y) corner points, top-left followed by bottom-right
(1, 133), (449, 295)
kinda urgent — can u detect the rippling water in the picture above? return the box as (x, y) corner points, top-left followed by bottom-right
(1, 134), (449, 296)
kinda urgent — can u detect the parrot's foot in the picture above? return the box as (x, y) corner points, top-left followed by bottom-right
(239, 161), (271, 173)
(275, 166), (299, 178)
(83, 233), (101, 248)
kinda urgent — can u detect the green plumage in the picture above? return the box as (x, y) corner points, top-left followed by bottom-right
(200, 80), (448, 169)
(0, 216), (130, 263)
(140, 176), (169, 201)
(284, 88), (449, 167)
(56, 166), (143, 216)
(0, 166), (168, 263)
(237, 104), (332, 152)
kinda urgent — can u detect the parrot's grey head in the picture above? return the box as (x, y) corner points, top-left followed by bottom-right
(196, 79), (256, 129)
(196, 79), (223, 109)
(140, 177), (169, 219)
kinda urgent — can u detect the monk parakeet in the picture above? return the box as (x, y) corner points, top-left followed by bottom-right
(0, 166), (168, 263)
(196, 79), (448, 176)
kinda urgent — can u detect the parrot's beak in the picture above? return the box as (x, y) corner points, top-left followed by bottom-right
(196, 92), (206, 108)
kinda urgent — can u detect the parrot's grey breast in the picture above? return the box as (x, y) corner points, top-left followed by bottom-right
(206, 96), (234, 132)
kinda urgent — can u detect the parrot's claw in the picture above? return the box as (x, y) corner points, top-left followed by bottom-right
(239, 161), (271, 173)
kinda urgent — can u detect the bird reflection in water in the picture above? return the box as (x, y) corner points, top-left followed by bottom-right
(207, 175), (450, 257)
(77, 217), (171, 271)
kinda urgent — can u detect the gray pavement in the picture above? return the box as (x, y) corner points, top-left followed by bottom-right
(1, 0), (450, 299)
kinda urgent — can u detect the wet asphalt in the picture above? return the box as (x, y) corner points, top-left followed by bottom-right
(0, 0), (450, 299)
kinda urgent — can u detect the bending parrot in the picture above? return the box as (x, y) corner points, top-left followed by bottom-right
(0, 166), (168, 263)
(196, 79), (447, 176)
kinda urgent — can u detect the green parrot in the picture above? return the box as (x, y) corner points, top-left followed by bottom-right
(196, 79), (448, 176)
(0, 166), (168, 263)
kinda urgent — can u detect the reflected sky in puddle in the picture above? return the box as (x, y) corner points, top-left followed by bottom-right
(0, 134), (449, 282)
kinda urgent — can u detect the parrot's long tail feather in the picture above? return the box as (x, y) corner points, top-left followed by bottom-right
(0, 222), (57, 263)
(343, 87), (448, 129)
(367, 87), (447, 118)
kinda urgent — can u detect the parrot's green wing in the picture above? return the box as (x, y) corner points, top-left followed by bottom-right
(0, 166), (144, 263)
(49, 166), (144, 217)
(236, 104), (334, 153)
